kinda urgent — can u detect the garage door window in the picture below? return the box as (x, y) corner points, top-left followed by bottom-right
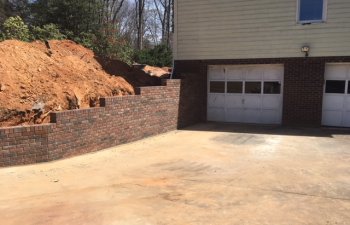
(325, 80), (346, 94)
(245, 82), (261, 94)
(227, 82), (243, 93)
(264, 82), (281, 94)
(210, 81), (225, 93)
(348, 81), (350, 94)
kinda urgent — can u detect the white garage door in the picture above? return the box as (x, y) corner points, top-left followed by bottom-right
(207, 64), (284, 124)
(322, 64), (350, 127)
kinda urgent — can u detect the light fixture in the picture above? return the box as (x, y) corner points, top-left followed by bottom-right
(301, 46), (310, 58)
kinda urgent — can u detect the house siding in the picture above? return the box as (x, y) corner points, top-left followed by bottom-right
(175, 0), (350, 60)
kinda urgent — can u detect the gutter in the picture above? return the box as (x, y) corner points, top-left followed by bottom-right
(170, 59), (175, 79)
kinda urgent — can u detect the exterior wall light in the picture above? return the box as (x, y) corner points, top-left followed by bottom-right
(301, 46), (310, 58)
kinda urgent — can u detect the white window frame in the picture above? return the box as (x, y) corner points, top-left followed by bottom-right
(297, 0), (328, 24)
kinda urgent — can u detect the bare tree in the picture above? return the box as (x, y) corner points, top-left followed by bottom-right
(101, 0), (125, 25)
(144, 5), (161, 46)
(135, 0), (145, 50)
(153, 0), (173, 47)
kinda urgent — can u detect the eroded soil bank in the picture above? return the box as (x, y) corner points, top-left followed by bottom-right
(0, 40), (170, 127)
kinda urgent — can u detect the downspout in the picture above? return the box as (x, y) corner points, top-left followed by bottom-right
(170, 59), (175, 79)
(170, 0), (177, 80)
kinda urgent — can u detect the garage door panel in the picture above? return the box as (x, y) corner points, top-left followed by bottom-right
(343, 112), (350, 127)
(208, 66), (225, 80)
(243, 110), (261, 123)
(226, 95), (243, 109)
(262, 96), (282, 110)
(226, 66), (245, 80)
(226, 109), (244, 123)
(263, 66), (284, 80)
(323, 95), (345, 110)
(246, 67), (263, 80)
(207, 108), (225, 122)
(244, 96), (262, 109)
(208, 95), (225, 108)
(325, 65), (349, 80)
(322, 111), (343, 127)
(345, 97), (350, 110)
(261, 110), (282, 124)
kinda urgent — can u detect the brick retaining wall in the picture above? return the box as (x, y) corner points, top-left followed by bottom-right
(0, 79), (185, 167)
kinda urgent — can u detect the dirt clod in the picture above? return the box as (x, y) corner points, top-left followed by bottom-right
(0, 83), (6, 92)
(142, 65), (172, 78)
(67, 95), (80, 110)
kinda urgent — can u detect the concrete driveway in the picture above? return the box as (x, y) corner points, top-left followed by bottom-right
(0, 123), (350, 225)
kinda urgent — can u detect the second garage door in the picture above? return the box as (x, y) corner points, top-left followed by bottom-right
(322, 64), (350, 127)
(207, 64), (284, 124)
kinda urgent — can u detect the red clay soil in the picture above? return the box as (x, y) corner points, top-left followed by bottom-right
(0, 40), (164, 127)
(142, 65), (171, 78)
(97, 60), (170, 88)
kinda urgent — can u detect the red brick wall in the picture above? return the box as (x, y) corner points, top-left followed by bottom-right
(0, 125), (52, 166)
(0, 79), (182, 167)
(283, 59), (325, 126)
(174, 56), (350, 126)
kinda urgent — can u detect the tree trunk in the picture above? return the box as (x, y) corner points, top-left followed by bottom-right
(135, 0), (145, 50)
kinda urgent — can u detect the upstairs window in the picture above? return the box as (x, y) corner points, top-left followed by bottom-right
(298, 0), (327, 24)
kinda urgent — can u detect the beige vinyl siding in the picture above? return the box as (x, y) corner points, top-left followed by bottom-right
(175, 0), (350, 60)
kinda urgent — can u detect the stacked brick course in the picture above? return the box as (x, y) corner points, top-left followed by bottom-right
(0, 79), (182, 167)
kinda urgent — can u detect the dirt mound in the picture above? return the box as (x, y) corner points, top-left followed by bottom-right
(97, 59), (164, 88)
(0, 40), (138, 127)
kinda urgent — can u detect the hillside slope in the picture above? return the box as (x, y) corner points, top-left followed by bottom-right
(0, 40), (162, 127)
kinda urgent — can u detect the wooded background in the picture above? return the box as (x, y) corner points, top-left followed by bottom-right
(0, 0), (174, 66)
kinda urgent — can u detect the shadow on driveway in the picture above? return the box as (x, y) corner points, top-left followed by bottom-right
(181, 122), (350, 138)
